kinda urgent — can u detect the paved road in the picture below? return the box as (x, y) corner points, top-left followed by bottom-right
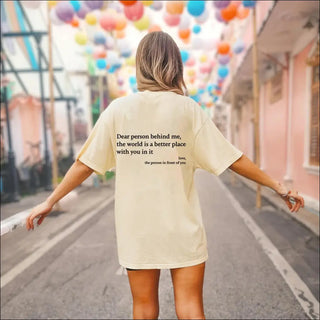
(1, 170), (318, 319)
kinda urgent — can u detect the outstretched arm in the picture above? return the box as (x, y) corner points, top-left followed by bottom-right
(229, 154), (304, 212)
(26, 160), (93, 230)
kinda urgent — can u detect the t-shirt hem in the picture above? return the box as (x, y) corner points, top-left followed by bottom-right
(77, 155), (105, 176)
(119, 253), (209, 269)
(214, 151), (243, 176)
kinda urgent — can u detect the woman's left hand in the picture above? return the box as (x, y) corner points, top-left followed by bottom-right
(275, 183), (305, 213)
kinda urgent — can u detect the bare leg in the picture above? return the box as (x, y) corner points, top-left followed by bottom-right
(170, 262), (206, 319)
(127, 268), (161, 319)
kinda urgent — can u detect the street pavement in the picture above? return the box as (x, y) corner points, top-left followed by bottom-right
(1, 170), (318, 319)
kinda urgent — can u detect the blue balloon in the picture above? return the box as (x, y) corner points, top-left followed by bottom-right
(198, 88), (205, 95)
(108, 66), (116, 73)
(218, 66), (229, 78)
(129, 76), (137, 86)
(190, 95), (200, 102)
(207, 84), (214, 92)
(70, 0), (81, 12)
(94, 32), (106, 45)
(85, 46), (93, 54)
(187, 1), (206, 17)
(213, 96), (219, 102)
(233, 39), (245, 54)
(242, 0), (256, 8)
(96, 59), (106, 69)
(180, 50), (189, 64)
(192, 25), (201, 34)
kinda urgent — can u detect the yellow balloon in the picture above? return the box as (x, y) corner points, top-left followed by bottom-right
(189, 87), (197, 96)
(134, 15), (150, 31)
(187, 69), (195, 77)
(200, 54), (208, 63)
(48, 1), (57, 8)
(125, 56), (136, 66)
(142, 0), (153, 6)
(75, 32), (87, 45)
(85, 13), (97, 26)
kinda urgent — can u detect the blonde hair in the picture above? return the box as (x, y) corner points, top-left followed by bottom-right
(135, 31), (187, 96)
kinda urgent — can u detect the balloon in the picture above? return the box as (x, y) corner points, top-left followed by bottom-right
(237, 5), (250, 19)
(55, 2), (74, 23)
(70, 18), (79, 27)
(200, 63), (211, 73)
(50, 8), (64, 25)
(148, 24), (162, 32)
(85, 46), (93, 55)
(187, 1), (205, 17)
(218, 66), (229, 78)
(180, 50), (190, 64)
(75, 32), (87, 45)
(215, 10), (225, 23)
(129, 76), (137, 85)
(124, 1), (144, 21)
(150, 1), (163, 10)
(116, 30), (126, 38)
(221, 3), (237, 21)
(94, 32), (106, 45)
(70, 1), (81, 12)
(21, 1), (41, 9)
(93, 48), (107, 59)
(186, 57), (195, 67)
(100, 12), (117, 31)
(233, 39), (245, 54)
(199, 54), (207, 63)
(187, 69), (195, 77)
(192, 37), (204, 50)
(76, 5), (90, 19)
(193, 25), (201, 34)
(105, 35), (115, 50)
(217, 42), (230, 54)
(96, 59), (107, 69)
(84, 1), (104, 10)
(189, 87), (198, 96)
(179, 13), (191, 30)
(108, 1), (123, 12)
(231, 1), (242, 8)
(242, 0), (256, 8)
(163, 13), (180, 27)
(120, 48), (132, 58)
(166, 1), (184, 15)
(195, 8), (209, 24)
(117, 78), (124, 86)
(126, 56), (136, 66)
(120, 1), (137, 6)
(107, 51), (121, 67)
(48, 1), (57, 9)
(213, 1), (231, 9)
(179, 29), (191, 40)
(115, 14), (127, 31)
(142, 1), (153, 6)
(218, 54), (230, 65)
(85, 13), (97, 25)
(134, 15), (150, 31)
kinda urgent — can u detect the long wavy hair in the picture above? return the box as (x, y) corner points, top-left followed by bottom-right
(135, 31), (187, 96)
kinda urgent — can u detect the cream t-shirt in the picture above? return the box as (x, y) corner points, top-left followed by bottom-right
(76, 90), (243, 269)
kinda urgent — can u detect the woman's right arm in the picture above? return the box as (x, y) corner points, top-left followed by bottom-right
(26, 160), (93, 230)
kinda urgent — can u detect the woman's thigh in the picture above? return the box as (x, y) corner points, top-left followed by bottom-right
(126, 268), (161, 304)
(170, 262), (206, 319)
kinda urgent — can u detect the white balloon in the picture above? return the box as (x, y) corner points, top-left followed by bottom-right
(179, 13), (191, 30)
(195, 8), (209, 24)
(107, 51), (120, 66)
(50, 8), (64, 26)
(21, 1), (41, 9)
(192, 37), (204, 50)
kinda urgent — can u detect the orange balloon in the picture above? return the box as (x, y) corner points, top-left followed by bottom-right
(182, 36), (191, 45)
(231, 0), (242, 8)
(116, 30), (126, 38)
(237, 5), (250, 19)
(166, 1), (184, 15)
(115, 14), (127, 30)
(217, 42), (230, 55)
(148, 24), (162, 33)
(221, 3), (237, 21)
(178, 29), (191, 40)
(119, 1), (137, 6)
(71, 18), (79, 27)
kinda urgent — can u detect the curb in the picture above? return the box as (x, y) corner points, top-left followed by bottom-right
(233, 173), (319, 237)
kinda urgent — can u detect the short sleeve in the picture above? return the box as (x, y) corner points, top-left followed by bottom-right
(192, 117), (243, 176)
(75, 107), (115, 175)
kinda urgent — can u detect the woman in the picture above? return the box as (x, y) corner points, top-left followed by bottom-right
(26, 32), (304, 320)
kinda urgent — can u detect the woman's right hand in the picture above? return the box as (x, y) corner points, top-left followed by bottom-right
(26, 200), (53, 231)
(274, 182), (305, 213)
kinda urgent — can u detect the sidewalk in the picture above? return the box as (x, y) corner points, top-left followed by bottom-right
(224, 170), (319, 237)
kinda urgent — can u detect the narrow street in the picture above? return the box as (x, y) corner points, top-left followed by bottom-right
(1, 170), (318, 319)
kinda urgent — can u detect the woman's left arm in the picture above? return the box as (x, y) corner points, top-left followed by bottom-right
(229, 154), (305, 213)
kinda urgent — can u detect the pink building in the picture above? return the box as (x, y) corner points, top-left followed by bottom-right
(220, 1), (319, 211)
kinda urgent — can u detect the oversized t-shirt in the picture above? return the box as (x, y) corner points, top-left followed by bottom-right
(76, 90), (243, 269)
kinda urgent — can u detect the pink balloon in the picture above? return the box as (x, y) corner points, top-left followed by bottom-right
(186, 57), (196, 67)
(163, 12), (180, 27)
(124, 1), (144, 21)
(100, 13), (117, 31)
